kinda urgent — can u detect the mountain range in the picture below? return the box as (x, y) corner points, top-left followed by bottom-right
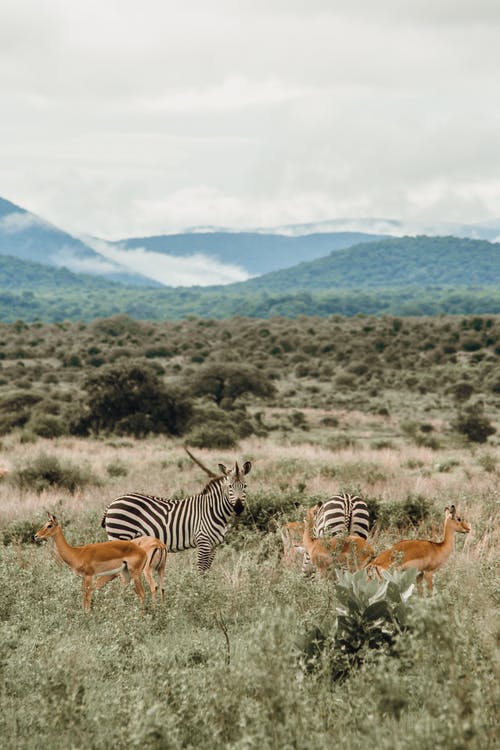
(2, 195), (500, 288)
(1, 194), (500, 321)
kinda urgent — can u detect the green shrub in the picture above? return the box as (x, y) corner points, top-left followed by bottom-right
(331, 568), (418, 680)
(371, 495), (432, 530)
(70, 362), (193, 437)
(2, 519), (39, 545)
(453, 403), (496, 443)
(186, 424), (239, 450)
(0, 390), (44, 434)
(297, 568), (418, 680)
(28, 414), (65, 438)
(9, 453), (97, 493)
(106, 460), (129, 478)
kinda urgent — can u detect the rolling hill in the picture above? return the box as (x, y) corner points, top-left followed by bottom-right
(224, 235), (500, 292)
(116, 230), (385, 276)
(1, 235), (500, 322)
(0, 197), (158, 287)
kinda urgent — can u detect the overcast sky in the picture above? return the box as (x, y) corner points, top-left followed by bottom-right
(1, 0), (499, 240)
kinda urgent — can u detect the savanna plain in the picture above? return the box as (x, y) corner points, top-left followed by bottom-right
(0, 314), (498, 749)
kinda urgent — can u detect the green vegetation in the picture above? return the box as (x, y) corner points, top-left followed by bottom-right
(0, 313), (499, 443)
(2, 236), (500, 321)
(0, 458), (497, 749)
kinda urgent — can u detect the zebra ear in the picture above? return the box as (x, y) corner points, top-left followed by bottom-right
(242, 461), (251, 475)
(218, 463), (228, 476)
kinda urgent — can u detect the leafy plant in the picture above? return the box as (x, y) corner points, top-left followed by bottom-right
(453, 402), (496, 443)
(9, 453), (97, 493)
(298, 569), (418, 681)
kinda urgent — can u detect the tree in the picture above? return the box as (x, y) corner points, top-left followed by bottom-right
(453, 403), (496, 444)
(190, 363), (275, 408)
(70, 362), (192, 437)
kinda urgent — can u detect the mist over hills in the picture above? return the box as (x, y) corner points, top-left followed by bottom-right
(0, 197), (158, 287)
(1, 233), (499, 322)
(116, 230), (384, 276)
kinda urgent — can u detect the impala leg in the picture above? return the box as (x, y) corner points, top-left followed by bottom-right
(416, 572), (424, 596)
(143, 566), (157, 605)
(131, 572), (145, 609)
(158, 552), (166, 604)
(423, 570), (433, 594)
(82, 576), (93, 612)
(93, 573), (120, 590)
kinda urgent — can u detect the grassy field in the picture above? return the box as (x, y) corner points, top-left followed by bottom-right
(0, 426), (498, 749)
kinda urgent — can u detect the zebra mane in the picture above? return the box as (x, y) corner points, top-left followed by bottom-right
(200, 474), (225, 494)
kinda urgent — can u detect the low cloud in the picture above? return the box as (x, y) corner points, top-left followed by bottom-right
(0, 211), (48, 233)
(50, 246), (123, 276)
(84, 237), (250, 287)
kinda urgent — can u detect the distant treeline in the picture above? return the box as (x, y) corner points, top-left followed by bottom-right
(1, 235), (500, 322)
(1, 285), (500, 323)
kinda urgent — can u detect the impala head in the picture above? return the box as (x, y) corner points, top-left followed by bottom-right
(305, 501), (323, 525)
(34, 512), (60, 541)
(218, 460), (251, 515)
(445, 505), (471, 534)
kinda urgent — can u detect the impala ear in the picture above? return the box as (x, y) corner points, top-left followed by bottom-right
(450, 505), (457, 519)
(242, 461), (251, 475)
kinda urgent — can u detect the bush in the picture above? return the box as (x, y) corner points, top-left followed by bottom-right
(0, 390), (44, 434)
(190, 363), (276, 408)
(186, 423), (239, 450)
(106, 460), (129, 478)
(297, 568), (418, 680)
(370, 495), (432, 530)
(2, 519), (39, 545)
(28, 414), (65, 438)
(70, 362), (193, 437)
(9, 453), (97, 494)
(453, 403), (496, 443)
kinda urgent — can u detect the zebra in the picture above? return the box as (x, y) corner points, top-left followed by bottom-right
(303, 493), (370, 574)
(101, 461), (251, 573)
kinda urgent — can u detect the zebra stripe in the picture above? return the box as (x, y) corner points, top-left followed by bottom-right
(303, 493), (370, 573)
(315, 494), (370, 540)
(101, 461), (251, 573)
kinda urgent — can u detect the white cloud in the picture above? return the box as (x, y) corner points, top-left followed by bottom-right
(0, 2), (499, 238)
(0, 211), (48, 233)
(49, 246), (122, 276)
(85, 237), (250, 286)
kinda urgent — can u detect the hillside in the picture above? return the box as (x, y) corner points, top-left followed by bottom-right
(227, 236), (500, 293)
(2, 235), (500, 322)
(0, 197), (157, 287)
(117, 230), (384, 275)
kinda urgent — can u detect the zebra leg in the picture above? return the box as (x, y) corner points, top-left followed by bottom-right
(196, 540), (216, 573)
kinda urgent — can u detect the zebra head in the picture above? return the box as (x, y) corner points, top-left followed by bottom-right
(218, 460), (251, 515)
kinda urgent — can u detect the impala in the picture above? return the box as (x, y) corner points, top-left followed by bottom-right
(371, 505), (471, 594)
(303, 504), (375, 576)
(34, 513), (147, 612)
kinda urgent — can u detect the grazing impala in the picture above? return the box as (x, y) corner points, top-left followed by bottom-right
(34, 513), (147, 612)
(303, 504), (375, 576)
(371, 505), (471, 594)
